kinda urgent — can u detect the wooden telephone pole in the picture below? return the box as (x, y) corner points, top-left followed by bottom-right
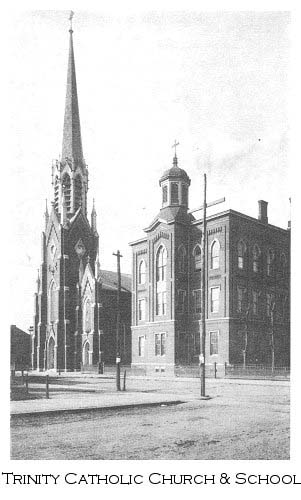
(189, 175), (225, 397)
(113, 250), (123, 391)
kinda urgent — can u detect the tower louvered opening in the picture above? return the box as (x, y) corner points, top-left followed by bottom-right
(62, 173), (71, 212)
(74, 175), (82, 211)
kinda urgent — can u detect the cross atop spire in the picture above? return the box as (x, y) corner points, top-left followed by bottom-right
(69, 10), (74, 32)
(62, 15), (84, 164)
(172, 140), (179, 166)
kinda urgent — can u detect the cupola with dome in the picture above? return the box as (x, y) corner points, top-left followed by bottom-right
(159, 146), (191, 209)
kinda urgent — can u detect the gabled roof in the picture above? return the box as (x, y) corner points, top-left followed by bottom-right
(100, 270), (131, 293)
(144, 206), (193, 232)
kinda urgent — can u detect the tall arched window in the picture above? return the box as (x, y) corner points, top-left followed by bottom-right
(74, 175), (82, 211)
(62, 173), (71, 212)
(267, 249), (274, 276)
(54, 176), (59, 212)
(238, 241), (246, 269)
(178, 246), (186, 273)
(48, 281), (57, 323)
(156, 246), (167, 316)
(138, 259), (146, 285)
(84, 298), (92, 333)
(156, 246), (167, 282)
(280, 253), (287, 278)
(210, 240), (220, 269)
(253, 245), (261, 273)
(193, 245), (202, 271)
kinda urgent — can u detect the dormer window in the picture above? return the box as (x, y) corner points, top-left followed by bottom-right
(170, 182), (179, 204)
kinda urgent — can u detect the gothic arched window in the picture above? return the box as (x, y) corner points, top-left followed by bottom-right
(74, 175), (82, 211)
(193, 245), (202, 271)
(62, 173), (71, 212)
(253, 244), (261, 273)
(238, 240), (246, 269)
(48, 281), (57, 323)
(84, 298), (92, 333)
(210, 240), (220, 270)
(138, 260), (146, 285)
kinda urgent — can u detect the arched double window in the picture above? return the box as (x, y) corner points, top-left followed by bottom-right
(252, 245), (261, 273)
(138, 259), (146, 285)
(193, 245), (202, 271)
(62, 173), (71, 212)
(156, 246), (167, 316)
(178, 246), (186, 273)
(210, 240), (220, 270)
(74, 175), (82, 211)
(238, 241), (246, 269)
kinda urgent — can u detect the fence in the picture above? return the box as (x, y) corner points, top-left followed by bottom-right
(224, 363), (290, 380)
(175, 363), (223, 378)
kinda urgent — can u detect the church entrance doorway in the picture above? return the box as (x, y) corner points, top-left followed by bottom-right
(48, 336), (55, 370)
(83, 341), (90, 366)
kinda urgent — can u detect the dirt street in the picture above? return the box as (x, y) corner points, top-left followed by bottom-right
(10, 377), (289, 460)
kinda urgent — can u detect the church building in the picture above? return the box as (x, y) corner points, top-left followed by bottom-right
(130, 152), (290, 376)
(31, 23), (131, 372)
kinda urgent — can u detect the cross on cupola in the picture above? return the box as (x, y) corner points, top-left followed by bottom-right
(172, 140), (179, 166)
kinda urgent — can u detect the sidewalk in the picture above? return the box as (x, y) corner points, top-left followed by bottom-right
(10, 390), (187, 417)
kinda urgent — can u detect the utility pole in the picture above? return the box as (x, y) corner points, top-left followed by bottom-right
(243, 304), (250, 369)
(189, 176), (225, 398)
(270, 300), (276, 372)
(200, 173), (207, 397)
(113, 250), (123, 391)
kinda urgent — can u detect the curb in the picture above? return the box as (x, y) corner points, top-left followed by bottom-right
(10, 399), (185, 418)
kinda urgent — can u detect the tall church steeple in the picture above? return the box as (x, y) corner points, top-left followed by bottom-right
(52, 14), (89, 217)
(62, 24), (83, 164)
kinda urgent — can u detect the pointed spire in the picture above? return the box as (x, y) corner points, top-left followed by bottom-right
(44, 199), (49, 229)
(62, 14), (83, 164)
(95, 252), (101, 280)
(91, 198), (97, 233)
(36, 268), (41, 291)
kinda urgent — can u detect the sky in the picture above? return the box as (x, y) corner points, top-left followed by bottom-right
(7, 9), (291, 331)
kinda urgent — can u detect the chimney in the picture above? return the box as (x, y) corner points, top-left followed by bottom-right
(258, 200), (268, 224)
